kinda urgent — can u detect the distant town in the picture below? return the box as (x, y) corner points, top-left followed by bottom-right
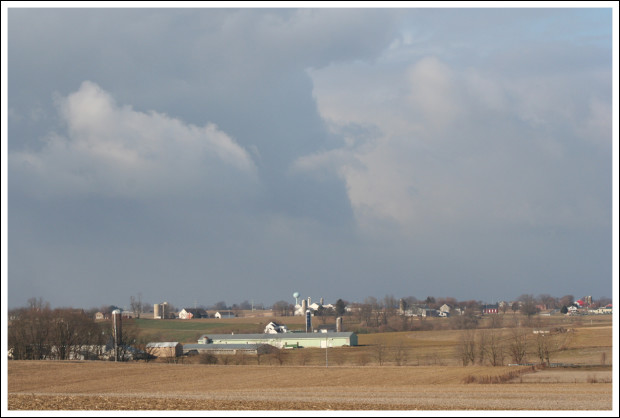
(87, 293), (612, 321)
(7, 292), (612, 362)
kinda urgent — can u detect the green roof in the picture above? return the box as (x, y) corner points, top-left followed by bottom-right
(203, 332), (355, 341)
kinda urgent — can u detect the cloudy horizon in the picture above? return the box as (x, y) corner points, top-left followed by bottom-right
(4, 6), (615, 310)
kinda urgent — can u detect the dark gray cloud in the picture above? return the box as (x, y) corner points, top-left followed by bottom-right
(6, 7), (614, 310)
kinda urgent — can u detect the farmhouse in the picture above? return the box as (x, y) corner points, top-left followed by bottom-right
(439, 304), (451, 315)
(197, 332), (358, 349)
(146, 342), (183, 358)
(94, 312), (107, 320)
(178, 308), (209, 319)
(264, 321), (289, 334)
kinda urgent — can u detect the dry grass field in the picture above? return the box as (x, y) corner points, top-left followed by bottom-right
(7, 361), (613, 410)
(6, 314), (615, 411)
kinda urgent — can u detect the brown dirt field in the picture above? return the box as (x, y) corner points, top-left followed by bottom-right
(7, 361), (614, 411)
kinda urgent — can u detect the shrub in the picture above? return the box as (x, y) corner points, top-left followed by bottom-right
(198, 353), (218, 365)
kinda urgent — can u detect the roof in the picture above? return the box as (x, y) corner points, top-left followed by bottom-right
(184, 343), (269, 351)
(146, 342), (181, 347)
(181, 308), (208, 316)
(205, 332), (356, 341)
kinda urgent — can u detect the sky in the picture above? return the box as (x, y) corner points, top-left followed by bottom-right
(2, 3), (618, 311)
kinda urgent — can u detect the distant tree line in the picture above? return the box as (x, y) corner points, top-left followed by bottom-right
(8, 298), (114, 360)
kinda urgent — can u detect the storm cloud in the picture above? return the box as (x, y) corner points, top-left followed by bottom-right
(5, 7), (614, 310)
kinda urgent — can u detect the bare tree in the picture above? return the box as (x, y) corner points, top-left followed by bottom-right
(486, 330), (505, 366)
(272, 300), (291, 316)
(500, 303), (509, 315)
(538, 294), (558, 310)
(8, 302), (52, 360)
(559, 294), (574, 307)
(130, 294), (143, 319)
(373, 343), (387, 365)
(518, 294), (540, 322)
(382, 294), (398, 324)
(49, 308), (93, 360)
(393, 343), (409, 366)
(508, 328), (528, 364)
(214, 301), (228, 311)
(271, 348), (287, 366)
(28, 297), (50, 311)
(488, 313), (503, 329)
(456, 329), (476, 366)
(450, 308), (478, 330)
(360, 299), (374, 327)
(535, 333), (551, 365)
(363, 297), (382, 327)
(477, 330), (488, 365)
(9, 301), (103, 361)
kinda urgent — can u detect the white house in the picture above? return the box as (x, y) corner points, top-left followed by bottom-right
(264, 321), (289, 334)
(439, 304), (451, 316)
(178, 308), (208, 319)
(309, 303), (322, 311)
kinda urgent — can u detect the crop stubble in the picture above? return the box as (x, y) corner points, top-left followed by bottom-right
(8, 361), (612, 410)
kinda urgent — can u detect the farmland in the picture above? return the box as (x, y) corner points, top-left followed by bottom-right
(7, 362), (613, 410)
(6, 313), (615, 411)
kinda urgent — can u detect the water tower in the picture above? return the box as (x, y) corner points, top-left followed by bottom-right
(293, 292), (300, 306)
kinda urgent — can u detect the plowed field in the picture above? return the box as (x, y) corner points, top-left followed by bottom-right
(7, 361), (613, 410)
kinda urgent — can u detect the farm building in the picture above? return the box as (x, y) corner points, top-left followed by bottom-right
(214, 311), (236, 318)
(154, 302), (172, 319)
(146, 342), (183, 358)
(482, 304), (499, 314)
(178, 308), (209, 319)
(94, 312), (107, 320)
(264, 321), (289, 334)
(196, 332), (358, 349)
(183, 343), (272, 356)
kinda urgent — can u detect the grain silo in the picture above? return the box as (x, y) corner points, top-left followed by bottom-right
(305, 309), (312, 333)
(336, 316), (343, 332)
(154, 303), (161, 319)
(161, 302), (169, 319)
(112, 309), (122, 361)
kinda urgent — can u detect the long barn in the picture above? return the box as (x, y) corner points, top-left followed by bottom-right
(197, 332), (357, 349)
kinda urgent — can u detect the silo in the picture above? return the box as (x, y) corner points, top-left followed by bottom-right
(112, 309), (122, 361)
(154, 303), (160, 319)
(161, 302), (169, 319)
(301, 299), (307, 313)
(305, 309), (312, 333)
(320, 297), (324, 306)
(336, 316), (343, 332)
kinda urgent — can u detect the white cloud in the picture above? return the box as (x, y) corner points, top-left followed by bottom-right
(308, 52), (612, 234)
(10, 81), (258, 198)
